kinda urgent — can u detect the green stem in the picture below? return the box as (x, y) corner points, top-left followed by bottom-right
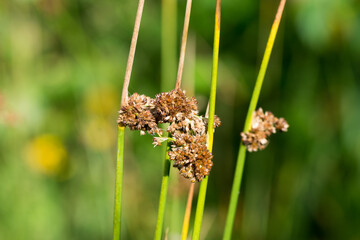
(113, 126), (125, 240)
(160, 1), (177, 235)
(113, 1), (145, 239)
(161, 0), (177, 92)
(154, 0), (192, 238)
(222, 1), (286, 239)
(192, 0), (221, 239)
(154, 141), (171, 240)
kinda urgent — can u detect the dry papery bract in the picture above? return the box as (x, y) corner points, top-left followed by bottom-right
(118, 89), (221, 182)
(241, 108), (289, 152)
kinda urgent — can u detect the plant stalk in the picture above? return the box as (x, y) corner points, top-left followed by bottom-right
(154, 142), (171, 240)
(181, 182), (195, 240)
(113, 126), (125, 240)
(113, 1), (145, 239)
(161, 0), (177, 92)
(191, 0), (221, 239)
(175, 0), (193, 89)
(154, 0), (193, 239)
(120, 0), (145, 106)
(222, 1), (286, 239)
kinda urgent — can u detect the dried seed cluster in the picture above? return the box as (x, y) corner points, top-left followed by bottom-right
(117, 93), (162, 135)
(241, 108), (289, 152)
(118, 89), (221, 182)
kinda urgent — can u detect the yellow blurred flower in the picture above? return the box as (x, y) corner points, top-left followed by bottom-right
(25, 134), (67, 176)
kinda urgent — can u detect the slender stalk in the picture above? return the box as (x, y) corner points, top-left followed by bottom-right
(161, 0), (180, 237)
(154, 0), (193, 239)
(113, 1), (145, 240)
(181, 183), (195, 240)
(175, 0), (193, 89)
(154, 142), (171, 240)
(222, 1), (287, 239)
(192, 1), (221, 239)
(179, 35), (197, 240)
(113, 126), (125, 240)
(161, 0), (177, 92)
(120, 0), (145, 106)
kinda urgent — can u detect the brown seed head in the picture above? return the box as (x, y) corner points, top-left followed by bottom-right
(118, 89), (221, 182)
(241, 108), (289, 152)
(117, 93), (162, 135)
(154, 89), (198, 123)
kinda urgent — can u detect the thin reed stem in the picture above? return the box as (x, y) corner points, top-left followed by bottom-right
(192, 0), (221, 239)
(181, 183), (195, 240)
(175, 0), (193, 89)
(222, 1), (286, 239)
(154, 142), (171, 240)
(179, 35), (196, 240)
(113, 1), (145, 240)
(120, 0), (145, 107)
(113, 126), (125, 240)
(154, 0), (193, 239)
(161, 0), (177, 92)
(161, 1), (179, 235)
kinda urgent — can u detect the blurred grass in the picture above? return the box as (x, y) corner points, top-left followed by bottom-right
(1, 0), (360, 239)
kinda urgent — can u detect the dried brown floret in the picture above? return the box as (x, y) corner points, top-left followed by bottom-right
(178, 164), (196, 183)
(203, 115), (222, 130)
(275, 117), (289, 132)
(118, 93), (162, 135)
(167, 116), (207, 137)
(193, 145), (213, 181)
(170, 141), (213, 182)
(241, 108), (289, 152)
(241, 131), (268, 152)
(214, 115), (221, 128)
(154, 89), (198, 123)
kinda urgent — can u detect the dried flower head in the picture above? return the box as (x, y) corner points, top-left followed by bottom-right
(203, 115), (221, 131)
(170, 140), (213, 182)
(117, 93), (162, 135)
(164, 112), (216, 182)
(117, 89), (221, 182)
(154, 89), (198, 123)
(241, 108), (289, 152)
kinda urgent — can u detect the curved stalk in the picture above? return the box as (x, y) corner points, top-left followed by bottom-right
(222, 1), (287, 239)
(113, 1), (145, 240)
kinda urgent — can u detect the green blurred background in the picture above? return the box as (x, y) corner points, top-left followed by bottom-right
(1, 0), (360, 239)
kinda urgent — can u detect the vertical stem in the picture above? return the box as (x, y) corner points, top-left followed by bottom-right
(121, 0), (145, 107)
(175, 0), (193, 89)
(154, 0), (193, 239)
(154, 143), (171, 240)
(222, 1), (286, 239)
(179, 35), (196, 240)
(161, 0), (177, 92)
(192, 0), (221, 239)
(113, 1), (145, 240)
(181, 183), (195, 240)
(113, 126), (125, 240)
(161, 0), (180, 237)
(243, 0), (286, 132)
